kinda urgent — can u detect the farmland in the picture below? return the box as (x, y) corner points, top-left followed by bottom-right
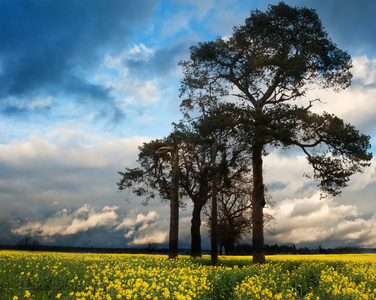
(1, 251), (375, 299)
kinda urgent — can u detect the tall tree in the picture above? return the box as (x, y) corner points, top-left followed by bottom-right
(117, 134), (180, 259)
(181, 103), (254, 264)
(179, 2), (372, 264)
(118, 121), (222, 259)
(156, 136), (180, 259)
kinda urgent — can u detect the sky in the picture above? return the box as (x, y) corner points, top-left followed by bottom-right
(1, 0), (376, 250)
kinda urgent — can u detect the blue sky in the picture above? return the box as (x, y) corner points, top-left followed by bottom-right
(1, 0), (376, 250)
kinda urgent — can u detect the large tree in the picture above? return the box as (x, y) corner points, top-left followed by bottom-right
(178, 102), (254, 263)
(118, 104), (252, 260)
(117, 135), (180, 259)
(179, 2), (372, 264)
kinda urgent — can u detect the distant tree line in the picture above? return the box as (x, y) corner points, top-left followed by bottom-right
(2, 240), (374, 256)
(234, 243), (373, 255)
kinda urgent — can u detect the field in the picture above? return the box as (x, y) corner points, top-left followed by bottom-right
(1, 251), (375, 299)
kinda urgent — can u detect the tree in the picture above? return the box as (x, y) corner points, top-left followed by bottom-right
(175, 123), (213, 257)
(17, 236), (40, 247)
(204, 179), (253, 255)
(118, 104), (253, 261)
(117, 134), (180, 259)
(156, 136), (180, 259)
(118, 127), (214, 258)
(204, 177), (274, 255)
(178, 102), (255, 264)
(179, 2), (372, 264)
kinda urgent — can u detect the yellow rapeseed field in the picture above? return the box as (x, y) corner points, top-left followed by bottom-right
(0, 251), (375, 299)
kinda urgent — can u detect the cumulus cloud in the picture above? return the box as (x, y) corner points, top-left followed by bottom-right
(265, 192), (376, 247)
(12, 205), (119, 238)
(264, 153), (315, 202)
(296, 55), (376, 134)
(0, 130), (149, 235)
(262, 146), (376, 248)
(131, 232), (168, 246)
(115, 209), (168, 246)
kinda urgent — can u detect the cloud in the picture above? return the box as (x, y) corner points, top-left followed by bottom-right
(281, 0), (376, 57)
(11, 205), (119, 238)
(265, 192), (376, 247)
(267, 181), (288, 192)
(130, 231), (168, 246)
(302, 55), (376, 134)
(0, 0), (157, 119)
(0, 130), (150, 235)
(116, 210), (158, 230)
(101, 42), (187, 108)
(264, 152), (315, 202)
(115, 209), (168, 246)
(122, 43), (189, 79)
(1, 97), (52, 117)
(0, 130), (147, 170)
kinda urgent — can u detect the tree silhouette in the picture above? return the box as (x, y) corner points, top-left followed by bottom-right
(179, 2), (372, 264)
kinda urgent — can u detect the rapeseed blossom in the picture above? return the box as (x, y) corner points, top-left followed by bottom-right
(233, 254), (376, 299)
(1, 251), (375, 299)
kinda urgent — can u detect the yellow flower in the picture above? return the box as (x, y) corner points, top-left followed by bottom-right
(24, 290), (31, 298)
(12, 297), (18, 300)
(56, 293), (62, 299)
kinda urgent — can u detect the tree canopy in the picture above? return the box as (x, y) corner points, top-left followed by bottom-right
(179, 2), (372, 264)
(118, 2), (372, 265)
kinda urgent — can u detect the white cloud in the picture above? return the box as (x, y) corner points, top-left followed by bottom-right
(124, 79), (165, 105)
(12, 205), (119, 238)
(265, 192), (376, 247)
(345, 160), (376, 191)
(352, 55), (376, 86)
(116, 210), (158, 230)
(130, 231), (168, 245)
(264, 152), (314, 202)
(100, 44), (169, 107)
(0, 131), (148, 170)
(115, 209), (168, 246)
(306, 55), (376, 133)
(3, 96), (52, 112)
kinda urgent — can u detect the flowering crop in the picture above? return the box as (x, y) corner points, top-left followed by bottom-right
(0, 251), (375, 299)
(233, 254), (376, 299)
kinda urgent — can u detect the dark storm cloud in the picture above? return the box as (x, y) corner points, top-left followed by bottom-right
(122, 42), (189, 79)
(0, 0), (157, 117)
(2, 102), (52, 117)
(292, 0), (376, 57)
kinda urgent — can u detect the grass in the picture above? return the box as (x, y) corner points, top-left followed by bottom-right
(1, 251), (375, 299)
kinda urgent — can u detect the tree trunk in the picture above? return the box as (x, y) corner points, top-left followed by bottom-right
(211, 140), (218, 266)
(190, 204), (202, 257)
(224, 237), (235, 255)
(252, 143), (266, 264)
(219, 243), (223, 255)
(211, 185), (218, 265)
(169, 140), (179, 260)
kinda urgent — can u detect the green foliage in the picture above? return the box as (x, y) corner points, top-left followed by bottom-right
(2, 251), (376, 300)
(179, 2), (372, 199)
